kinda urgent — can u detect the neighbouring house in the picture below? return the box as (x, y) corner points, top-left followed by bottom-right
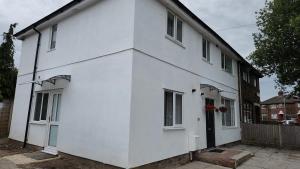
(9, 0), (259, 168)
(239, 62), (262, 124)
(261, 93), (300, 122)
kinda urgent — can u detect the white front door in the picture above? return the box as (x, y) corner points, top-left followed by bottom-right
(43, 92), (62, 155)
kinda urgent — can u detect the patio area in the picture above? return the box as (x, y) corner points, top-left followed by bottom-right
(1, 139), (300, 169)
(176, 144), (300, 169)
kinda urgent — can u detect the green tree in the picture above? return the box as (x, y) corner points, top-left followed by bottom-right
(249, 0), (300, 95)
(0, 23), (18, 101)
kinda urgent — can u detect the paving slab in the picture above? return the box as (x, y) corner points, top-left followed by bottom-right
(0, 158), (18, 169)
(176, 161), (230, 169)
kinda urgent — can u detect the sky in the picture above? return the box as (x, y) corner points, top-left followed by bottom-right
(0, 0), (278, 101)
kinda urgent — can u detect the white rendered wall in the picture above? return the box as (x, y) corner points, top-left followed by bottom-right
(10, 0), (135, 168)
(128, 0), (241, 167)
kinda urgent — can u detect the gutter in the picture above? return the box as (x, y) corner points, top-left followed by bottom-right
(23, 28), (41, 148)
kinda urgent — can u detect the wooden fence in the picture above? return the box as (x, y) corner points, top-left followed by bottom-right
(0, 101), (12, 138)
(241, 123), (300, 148)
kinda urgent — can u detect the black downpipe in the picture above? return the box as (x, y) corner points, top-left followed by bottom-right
(23, 28), (41, 148)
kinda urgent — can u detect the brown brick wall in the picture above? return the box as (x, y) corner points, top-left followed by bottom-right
(261, 103), (300, 121)
(0, 101), (12, 138)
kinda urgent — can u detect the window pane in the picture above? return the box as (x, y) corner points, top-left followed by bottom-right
(50, 24), (57, 49)
(41, 93), (49, 120)
(225, 100), (232, 126)
(164, 91), (173, 126)
(230, 100), (235, 126)
(222, 98), (235, 126)
(175, 94), (182, 124)
(176, 19), (183, 42)
(225, 57), (232, 73)
(51, 94), (58, 121)
(48, 125), (58, 147)
(34, 93), (43, 121)
(207, 41), (210, 62)
(202, 39), (207, 59)
(167, 12), (175, 37)
(56, 94), (61, 121)
(221, 53), (225, 69)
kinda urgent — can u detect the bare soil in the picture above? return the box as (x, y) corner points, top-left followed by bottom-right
(0, 139), (39, 158)
(0, 139), (121, 169)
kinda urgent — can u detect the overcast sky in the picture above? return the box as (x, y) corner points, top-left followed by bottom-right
(0, 0), (278, 101)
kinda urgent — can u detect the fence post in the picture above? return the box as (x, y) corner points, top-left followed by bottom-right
(278, 125), (282, 148)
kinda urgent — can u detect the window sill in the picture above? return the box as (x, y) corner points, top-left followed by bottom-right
(221, 69), (234, 77)
(29, 121), (47, 125)
(202, 58), (213, 65)
(163, 126), (185, 131)
(165, 35), (185, 49)
(222, 126), (239, 130)
(47, 48), (56, 53)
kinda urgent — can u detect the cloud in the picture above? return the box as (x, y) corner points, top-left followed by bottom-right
(0, 0), (72, 67)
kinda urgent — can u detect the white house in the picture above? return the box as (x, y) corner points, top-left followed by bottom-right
(10, 0), (244, 168)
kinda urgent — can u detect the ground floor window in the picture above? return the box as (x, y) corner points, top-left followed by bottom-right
(33, 92), (49, 121)
(261, 113), (268, 121)
(164, 90), (183, 127)
(221, 97), (235, 127)
(271, 112), (278, 119)
(243, 102), (254, 123)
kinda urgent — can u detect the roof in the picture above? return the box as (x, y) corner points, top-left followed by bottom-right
(14, 0), (261, 76)
(261, 96), (300, 105)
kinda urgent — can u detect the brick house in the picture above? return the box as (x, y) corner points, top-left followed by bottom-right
(261, 94), (300, 121)
(239, 62), (263, 124)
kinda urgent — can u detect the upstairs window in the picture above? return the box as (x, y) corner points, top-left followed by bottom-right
(33, 93), (49, 121)
(164, 90), (183, 127)
(242, 72), (250, 83)
(167, 11), (183, 43)
(50, 24), (57, 50)
(221, 53), (233, 74)
(202, 39), (210, 62)
(253, 78), (257, 87)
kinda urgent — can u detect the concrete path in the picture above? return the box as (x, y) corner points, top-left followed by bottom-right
(177, 145), (300, 169)
(228, 145), (300, 169)
(0, 158), (18, 169)
(176, 161), (230, 169)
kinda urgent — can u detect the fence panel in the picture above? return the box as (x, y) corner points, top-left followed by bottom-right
(241, 123), (300, 148)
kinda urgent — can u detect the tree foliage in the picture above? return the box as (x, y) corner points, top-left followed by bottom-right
(249, 0), (300, 95)
(0, 23), (18, 101)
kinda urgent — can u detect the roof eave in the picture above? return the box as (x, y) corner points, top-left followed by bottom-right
(14, 0), (83, 39)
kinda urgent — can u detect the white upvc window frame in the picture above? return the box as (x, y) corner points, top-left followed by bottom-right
(221, 53), (233, 74)
(202, 38), (211, 63)
(221, 97), (236, 127)
(33, 92), (50, 122)
(49, 24), (58, 50)
(166, 10), (183, 44)
(164, 89), (183, 128)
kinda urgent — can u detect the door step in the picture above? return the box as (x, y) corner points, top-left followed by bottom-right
(195, 148), (253, 168)
(42, 147), (58, 155)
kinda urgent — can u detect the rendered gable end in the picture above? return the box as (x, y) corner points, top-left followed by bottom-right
(10, 0), (136, 168)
